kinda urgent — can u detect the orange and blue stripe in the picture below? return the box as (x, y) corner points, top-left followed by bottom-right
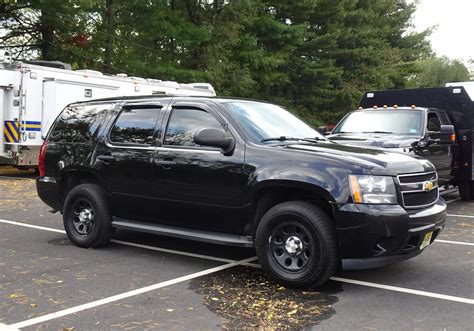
(4, 121), (19, 143)
(23, 121), (42, 132)
(4, 121), (42, 142)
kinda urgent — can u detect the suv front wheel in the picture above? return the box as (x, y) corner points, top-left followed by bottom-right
(255, 201), (338, 288)
(63, 183), (114, 248)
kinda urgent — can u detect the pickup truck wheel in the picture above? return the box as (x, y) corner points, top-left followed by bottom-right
(255, 201), (337, 288)
(63, 184), (113, 248)
(459, 181), (474, 201)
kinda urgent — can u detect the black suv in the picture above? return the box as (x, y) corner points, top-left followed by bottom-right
(37, 96), (446, 287)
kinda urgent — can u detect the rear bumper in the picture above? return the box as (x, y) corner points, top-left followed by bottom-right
(334, 200), (446, 270)
(36, 176), (61, 211)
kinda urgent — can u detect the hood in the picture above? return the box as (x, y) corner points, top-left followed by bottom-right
(327, 133), (420, 149)
(280, 141), (434, 176)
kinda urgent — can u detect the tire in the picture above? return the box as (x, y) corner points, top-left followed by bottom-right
(255, 201), (338, 288)
(459, 181), (474, 201)
(63, 183), (113, 248)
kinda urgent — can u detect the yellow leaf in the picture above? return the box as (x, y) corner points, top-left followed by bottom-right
(287, 309), (298, 316)
(30, 303), (38, 307)
(210, 297), (219, 301)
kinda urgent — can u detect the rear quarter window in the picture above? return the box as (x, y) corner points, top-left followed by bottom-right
(49, 104), (111, 143)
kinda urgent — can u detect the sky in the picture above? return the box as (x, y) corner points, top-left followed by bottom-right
(412, 0), (474, 64)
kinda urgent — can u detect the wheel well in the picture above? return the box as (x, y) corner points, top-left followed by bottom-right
(250, 187), (334, 235)
(59, 171), (101, 210)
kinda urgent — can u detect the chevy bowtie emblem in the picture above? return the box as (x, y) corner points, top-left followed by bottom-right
(423, 181), (434, 192)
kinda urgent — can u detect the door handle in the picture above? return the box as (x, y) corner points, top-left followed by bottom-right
(154, 159), (176, 170)
(97, 155), (115, 162)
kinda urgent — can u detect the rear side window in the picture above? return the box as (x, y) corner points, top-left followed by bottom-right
(49, 104), (110, 143)
(109, 107), (161, 145)
(164, 108), (222, 147)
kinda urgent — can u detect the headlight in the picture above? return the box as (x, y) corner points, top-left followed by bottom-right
(349, 175), (397, 204)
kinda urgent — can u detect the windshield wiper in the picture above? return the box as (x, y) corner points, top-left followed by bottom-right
(261, 136), (302, 143)
(362, 131), (393, 134)
(303, 137), (327, 143)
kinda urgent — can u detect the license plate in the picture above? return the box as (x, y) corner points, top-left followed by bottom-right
(420, 231), (433, 250)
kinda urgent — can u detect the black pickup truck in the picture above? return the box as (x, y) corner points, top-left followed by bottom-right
(328, 86), (474, 201)
(36, 96), (446, 287)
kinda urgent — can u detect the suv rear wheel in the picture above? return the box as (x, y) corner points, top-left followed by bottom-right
(255, 201), (338, 288)
(63, 184), (113, 248)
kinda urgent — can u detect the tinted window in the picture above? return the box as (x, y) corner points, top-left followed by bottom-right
(164, 108), (222, 147)
(50, 105), (110, 143)
(110, 107), (160, 145)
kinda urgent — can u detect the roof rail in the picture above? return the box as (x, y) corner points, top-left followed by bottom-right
(26, 60), (72, 70)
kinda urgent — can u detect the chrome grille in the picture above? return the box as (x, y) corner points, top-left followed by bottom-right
(397, 171), (439, 209)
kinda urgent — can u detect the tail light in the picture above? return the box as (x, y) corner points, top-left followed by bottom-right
(38, 141), (47, 176)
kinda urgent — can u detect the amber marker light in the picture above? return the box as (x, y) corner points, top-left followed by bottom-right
(349, 175), (363, 203)
(451, 134), (456, 143)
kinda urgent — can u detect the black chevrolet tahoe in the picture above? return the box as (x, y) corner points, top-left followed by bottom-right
(36, 96), (446, 287)
(328, 86), (474, 201)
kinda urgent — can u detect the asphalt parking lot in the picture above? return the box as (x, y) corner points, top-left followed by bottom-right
(0, 167), (473, 330)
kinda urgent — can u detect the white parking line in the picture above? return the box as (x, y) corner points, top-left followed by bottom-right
(0, 219), (66, 234)
(0, 219), (241, 264)
(447, 214), (474, 219)
(435, 239), (474, 246)
(330, 277), (474, 304)
(8, 256), (257, 329)
(1, 216), (473, 328)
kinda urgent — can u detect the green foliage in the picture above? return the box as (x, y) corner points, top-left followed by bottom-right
(407, 56), (471, 88)
(1, 0), (435, 126)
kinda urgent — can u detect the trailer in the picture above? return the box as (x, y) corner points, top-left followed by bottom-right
(0, 52), (216, 169)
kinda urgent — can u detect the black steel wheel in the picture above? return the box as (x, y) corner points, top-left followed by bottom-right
(269, 222), (318, 273)
(255, 201), (338, 288)
(63, 183), (113, 248)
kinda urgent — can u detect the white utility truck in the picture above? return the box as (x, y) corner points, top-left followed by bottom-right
(0, 51), (216, 170)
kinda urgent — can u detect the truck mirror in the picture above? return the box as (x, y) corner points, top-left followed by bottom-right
(439, 125), (455, 144)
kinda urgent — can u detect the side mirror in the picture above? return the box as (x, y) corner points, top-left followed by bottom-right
(439, 124), (456, 144)
(194, 127), (235, 152)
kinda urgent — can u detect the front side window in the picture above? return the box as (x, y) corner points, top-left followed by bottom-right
(50, 104), (110, 143)
(333, 111), (423, 136)
(164, 108), (222, 147)
(427, 113), (441, 132)
(110, 107), (160, 145)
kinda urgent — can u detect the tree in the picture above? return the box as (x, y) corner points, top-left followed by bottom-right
(0, 0), (434, 126)
(407, 56), (470, 88)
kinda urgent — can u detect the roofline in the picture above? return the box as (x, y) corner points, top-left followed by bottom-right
(356, 106), (431, 111)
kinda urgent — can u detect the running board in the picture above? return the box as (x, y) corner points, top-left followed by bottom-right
(111, 218), (254, 247)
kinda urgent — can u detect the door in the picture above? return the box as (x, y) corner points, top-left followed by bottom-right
(152, 102), (248, 234)
(96, 103), (164, 221)
(424, 111), (452, 184)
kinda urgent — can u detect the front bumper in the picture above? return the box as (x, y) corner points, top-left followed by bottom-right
(334, 200), (446, 270)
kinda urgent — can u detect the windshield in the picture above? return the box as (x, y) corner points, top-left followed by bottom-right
(333, 111), (423, 135)
(223, 101), (322, 143)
